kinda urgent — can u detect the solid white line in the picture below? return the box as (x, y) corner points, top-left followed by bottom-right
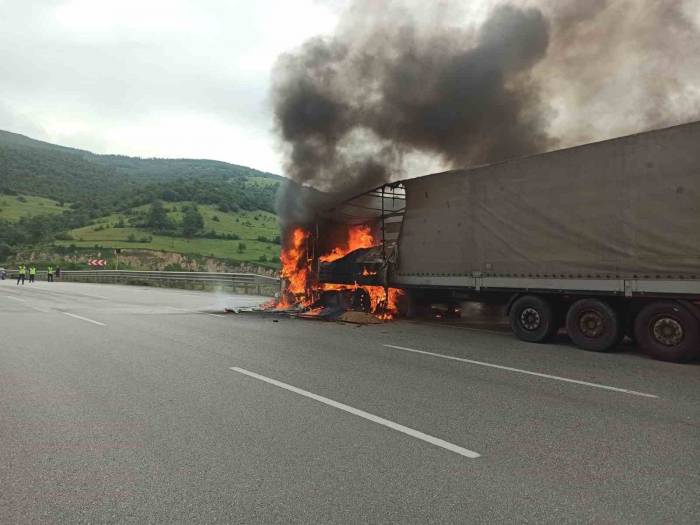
(62, 312), (106, 326)
(383, 345), (658, 399)
(229, 366), (480, 459)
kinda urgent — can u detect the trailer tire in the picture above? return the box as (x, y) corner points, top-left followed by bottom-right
(351, 288), (372, 313)
(509, 295), (558, 343)
(566, 299), (622, 352)
(634, 301), (700, 363)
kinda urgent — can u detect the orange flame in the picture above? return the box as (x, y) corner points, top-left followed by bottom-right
(319, 225), (375, 263)
(278, 227), (311, 308)
(275, 224), (403, 319)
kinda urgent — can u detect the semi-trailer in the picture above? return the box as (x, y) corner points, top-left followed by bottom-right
(318, 121), (700, 362)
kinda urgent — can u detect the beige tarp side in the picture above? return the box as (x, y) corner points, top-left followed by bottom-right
(398, 121), (700, 278)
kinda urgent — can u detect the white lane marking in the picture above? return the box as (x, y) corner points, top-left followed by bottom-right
(205, 313), (226, 318)
(5, 296), (50, 312)
(229, 366), (480, 459)
(383, 345), (658, 399)
(62, 312), (106, 326)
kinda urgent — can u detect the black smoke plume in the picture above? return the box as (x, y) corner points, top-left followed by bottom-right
(273, 0), (700, 224)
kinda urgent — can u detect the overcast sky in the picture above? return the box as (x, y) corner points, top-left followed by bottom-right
(0, 0), (344, 173)
(3, 1), (699, 177)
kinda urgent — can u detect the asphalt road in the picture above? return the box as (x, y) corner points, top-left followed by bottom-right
(1, 280), (699, 524)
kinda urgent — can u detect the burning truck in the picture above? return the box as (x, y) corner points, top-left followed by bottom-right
(275, 121), (700, 363)
(277, 204), (406, 320)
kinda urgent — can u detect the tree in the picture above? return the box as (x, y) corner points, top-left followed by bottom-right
(146, 200), (173, 231)
(0, 242), (13, 261)
(237, 242), (246, 253)
(160, 189), (179, 202)
(182, 205), (204, 238)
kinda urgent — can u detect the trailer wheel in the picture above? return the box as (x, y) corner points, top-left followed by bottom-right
(509, 295), (558, 343)
(566, 299), (622, 352)
(634, 301), (700, 363)
(351, 288), (372, 313)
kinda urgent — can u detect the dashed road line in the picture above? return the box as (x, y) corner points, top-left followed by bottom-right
(382, 344), (658, 399)
(62, 312), (106, 326)
(229, 366), (481, 459)
(4, 295), (50, 312)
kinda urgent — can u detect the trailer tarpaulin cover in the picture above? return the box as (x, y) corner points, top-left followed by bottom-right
(398, 121), (700, 278)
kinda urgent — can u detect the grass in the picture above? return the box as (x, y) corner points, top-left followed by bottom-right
(91, 204), (279, 239)
(244, 176), (280, 188)
(57, 202), (281, 267)
(0, 194), (66, 221)
(56, 233), (280, 264)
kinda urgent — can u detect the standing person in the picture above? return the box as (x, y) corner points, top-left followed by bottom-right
(29, 264), (36, 283)
(47, 264), (54, 282)
(17, 264), (26, 285)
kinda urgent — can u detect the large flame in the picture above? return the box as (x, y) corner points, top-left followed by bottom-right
(276, 224), (403, 319)
(319, 225), (375, 263)
(278, 227), (311, 308)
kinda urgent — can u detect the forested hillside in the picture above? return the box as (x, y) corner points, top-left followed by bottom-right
(0, 129), (282, 206)
(0, 130), (133, 205)
(0, 129), (284, 267)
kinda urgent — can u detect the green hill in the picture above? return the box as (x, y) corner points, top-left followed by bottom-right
(0, 131), (131, 205)
(91, 155), (280, 184)
(57, 203), (280, 267)
(0, 129), (283, 205)
(0, 129), (284, 267)
(0, 194), (67, 221)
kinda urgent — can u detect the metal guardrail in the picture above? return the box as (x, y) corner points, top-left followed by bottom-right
(3, 269), (280, 296)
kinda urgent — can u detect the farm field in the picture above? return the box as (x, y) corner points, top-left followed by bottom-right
(55, 203), (281, 266)
(0, 194), (67, 221)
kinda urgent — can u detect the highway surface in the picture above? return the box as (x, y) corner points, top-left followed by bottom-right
(1, 280), (699, 524)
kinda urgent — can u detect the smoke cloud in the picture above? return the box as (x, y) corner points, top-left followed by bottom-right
(273, 0), (700, 223)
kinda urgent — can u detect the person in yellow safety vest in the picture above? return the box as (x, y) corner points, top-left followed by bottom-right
(47, 265), (54, 282)
(17, 264), (26, 285)
(29, 265), (37, 283)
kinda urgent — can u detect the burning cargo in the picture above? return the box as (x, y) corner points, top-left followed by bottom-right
(277, 219), (404, 319)
(278, 121), (700, 362)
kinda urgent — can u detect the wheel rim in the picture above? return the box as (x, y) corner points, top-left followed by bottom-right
(520, 307), (541, 331)
(578, 310), (605, 338)
(651, 316), (684, 347)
